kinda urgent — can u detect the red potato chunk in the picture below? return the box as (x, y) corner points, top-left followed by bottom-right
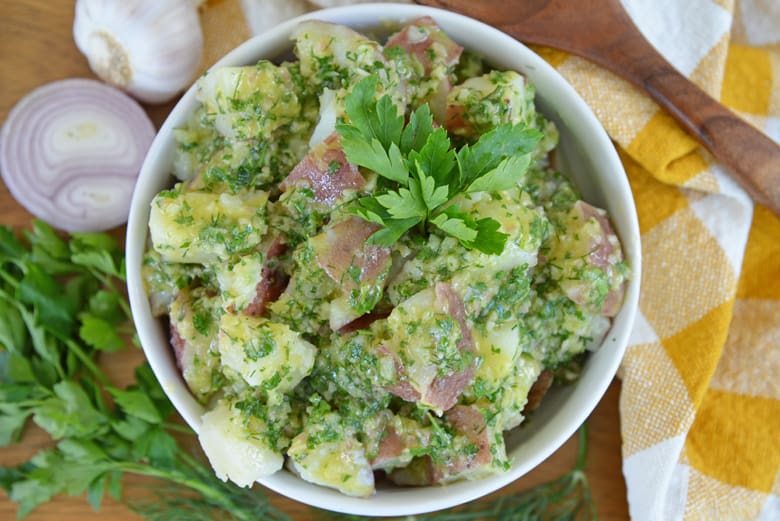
(280, 133), (365, 205)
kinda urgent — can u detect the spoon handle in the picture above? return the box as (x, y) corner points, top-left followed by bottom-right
(519, 19), (780, 213)
(607, 40), (780, 212)
(415, 0), (780, 215)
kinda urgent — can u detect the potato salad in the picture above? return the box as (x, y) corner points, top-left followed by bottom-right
(143, 17), (629, 496)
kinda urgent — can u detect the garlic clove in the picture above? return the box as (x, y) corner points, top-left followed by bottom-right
(239, 0), (309, 36)
(73, 0), (204, 104)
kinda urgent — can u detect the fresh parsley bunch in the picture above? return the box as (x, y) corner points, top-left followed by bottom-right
(0, 221), (287, 521)
(337, 77), (543, 254)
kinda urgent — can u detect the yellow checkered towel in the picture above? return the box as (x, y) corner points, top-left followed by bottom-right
(204, 1), (780, 519)
(534, 1), (779, 519)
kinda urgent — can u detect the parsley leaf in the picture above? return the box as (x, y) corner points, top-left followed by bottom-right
(408, 127), (456, 188)
(341, 76), (403, 149)
(457, 123), (542, 187)
(32, 381), (109, 439)
(430, 212), (478, 242)
(0, 298), (27, 354)
(368, 217), (422, 247)
(79, 314), (125, 352)
(376, 187), (427, 220)
(400, 103), (435, 154)
(431, 207), (509, 255)
(467, 216), (510, 255)
(339, 136), (408, 185)
(413, 165), (450, 211)
(0, 226), (26, 259)
(350, 197), (390, 226)
(16, 264), (77, 335)
(466, 153), (533, 193)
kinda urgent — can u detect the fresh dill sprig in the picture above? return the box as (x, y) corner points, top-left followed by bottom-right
(129, 479), (291, 521)
(319, 425), (596, 521)
(419, 425), (596, 521)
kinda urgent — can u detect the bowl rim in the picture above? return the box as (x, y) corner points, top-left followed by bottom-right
(126, 2), (641, 517)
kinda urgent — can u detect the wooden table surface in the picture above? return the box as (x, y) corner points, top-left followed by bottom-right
(0, 1), (630, 519)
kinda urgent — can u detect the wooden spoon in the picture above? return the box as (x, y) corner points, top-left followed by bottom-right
(417, 0), (780, 216)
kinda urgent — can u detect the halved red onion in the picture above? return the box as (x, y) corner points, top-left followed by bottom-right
(0, 78), (155, 232)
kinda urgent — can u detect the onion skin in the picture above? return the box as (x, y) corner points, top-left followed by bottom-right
(0, 79), (156, 232)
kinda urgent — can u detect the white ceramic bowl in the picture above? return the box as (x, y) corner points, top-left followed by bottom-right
(126, 3), (641, 517)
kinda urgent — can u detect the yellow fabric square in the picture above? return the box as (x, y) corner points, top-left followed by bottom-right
(529, 45), (570, 69)
(722, 45), (773, 115)
(640, 209), (736, 339)
(621, 148), (689, 234)
(556, 56), (659, 148)
(662, 300), (733, 407)
(620, 342), (695, 458)
(712, 299), (780, 400)
(686, 389), (780, 493)
(682, 466), (768, 521)
(689, 33), (730, 100)
(737, 205), (780, 299)
(666, 150), (711, 188)
(682, 167), (720, 194)
(627, 111), (700, 184)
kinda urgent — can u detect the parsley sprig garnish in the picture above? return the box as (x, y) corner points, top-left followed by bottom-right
(337, 77), (543, 254)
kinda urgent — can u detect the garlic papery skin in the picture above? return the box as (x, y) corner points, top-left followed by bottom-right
(73, 0), (204, 104)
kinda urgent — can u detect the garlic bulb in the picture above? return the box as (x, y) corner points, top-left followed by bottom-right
(73, 0), (204, 104)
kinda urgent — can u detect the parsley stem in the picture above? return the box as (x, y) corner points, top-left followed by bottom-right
(11, 300), (67, 380)
(63, 338), (110, 387)
(117, 295), (133, 322)
(90, 268), (133, 320)
(0, 268), (20, 289)
(7, 399), (47, 408)
(118, 463), (218, 496)
(162, 421), (193, 434)
(575, 422), (588, 472)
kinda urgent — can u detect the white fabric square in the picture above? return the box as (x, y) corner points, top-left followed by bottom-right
(757, 494), (780, 521)
(621, 0), (732, 77)
(765, 116), (780, 145)
(623, 434), (688, 521)
(737, 0), (780, 46)
(627, 309), (660, 346)
(689, 192), (753, 275)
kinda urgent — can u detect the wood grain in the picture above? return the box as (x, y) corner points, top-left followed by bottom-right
(417, 0), (780, 217)
(0, 2), (629, 519)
